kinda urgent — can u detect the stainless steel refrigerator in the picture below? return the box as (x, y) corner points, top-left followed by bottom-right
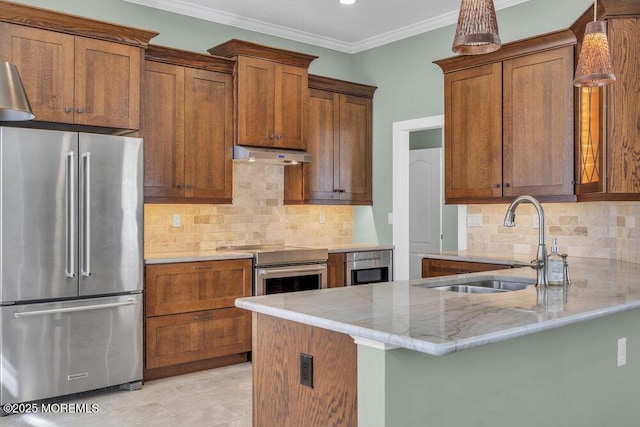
(0, 127), (143, 407)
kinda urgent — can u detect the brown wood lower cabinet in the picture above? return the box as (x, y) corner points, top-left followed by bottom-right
(145, 307), (251, 370)
(327, 252), (346, 287)
(422, 258), (514, 278)
(253, 313), (357, 426)
(144, 259), (252, 380)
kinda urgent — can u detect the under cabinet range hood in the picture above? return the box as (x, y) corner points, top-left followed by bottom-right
(233, 145), (312, 165)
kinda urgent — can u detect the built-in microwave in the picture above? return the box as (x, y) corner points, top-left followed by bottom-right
(345, 250), (393, 286)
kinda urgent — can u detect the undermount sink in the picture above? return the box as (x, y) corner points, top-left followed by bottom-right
(429, 280), (533, 294)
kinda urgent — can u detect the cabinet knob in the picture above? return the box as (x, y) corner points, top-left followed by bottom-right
(493, 183), (501, 188)
(276, 135), (283, 140)
(65, 107), (72, 113)
(504, 183), (511, 188)
(177, 184), (183, 189)
(77, 108), (85, 113)
(186, 184), (193, 189)
(269, 134), (275, 140)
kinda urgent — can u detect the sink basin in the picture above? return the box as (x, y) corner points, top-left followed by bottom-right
(429, 280), (533, 294)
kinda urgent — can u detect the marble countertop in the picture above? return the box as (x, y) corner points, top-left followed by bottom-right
(236, 257), (640, 356)
(420, 250), (532, 266)
(144, 250), (253, 264)
(145, 243), (393, 263)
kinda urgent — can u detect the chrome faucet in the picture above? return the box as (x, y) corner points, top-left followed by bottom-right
(503, 195), (548, 287)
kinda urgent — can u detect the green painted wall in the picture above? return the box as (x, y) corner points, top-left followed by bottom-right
(359, 309), (640, 427)
(15, 0), (593, 246)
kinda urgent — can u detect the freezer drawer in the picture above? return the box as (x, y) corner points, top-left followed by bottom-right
(1, 294), (143, 405)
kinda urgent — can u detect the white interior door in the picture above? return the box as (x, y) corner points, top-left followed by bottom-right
(409, 148), (441, 279)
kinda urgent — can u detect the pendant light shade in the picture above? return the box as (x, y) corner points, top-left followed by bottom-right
(574, 2), (615, 87)
(452, 0), (501, 55)
(0, 61), (34, 121)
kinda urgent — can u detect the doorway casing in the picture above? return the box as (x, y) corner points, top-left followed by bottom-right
(392, 115), (467, 280)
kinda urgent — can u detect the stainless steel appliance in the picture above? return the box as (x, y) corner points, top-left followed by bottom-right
(220, 245), (328, 296)
(0, 127), (143, 409)
(346, 250), (393, 286)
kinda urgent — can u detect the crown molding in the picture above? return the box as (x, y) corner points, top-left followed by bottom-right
(124, 0), (530, 54)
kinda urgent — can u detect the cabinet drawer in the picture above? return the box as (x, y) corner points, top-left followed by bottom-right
(422, 259), (512, 277)
(145, 307), (251, 369)
(145, 259), (252, 316)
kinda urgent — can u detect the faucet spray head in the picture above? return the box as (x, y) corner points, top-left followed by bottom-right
(504, 210), (516, 227)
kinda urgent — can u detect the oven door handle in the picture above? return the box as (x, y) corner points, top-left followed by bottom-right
(258, 265), (327, 276)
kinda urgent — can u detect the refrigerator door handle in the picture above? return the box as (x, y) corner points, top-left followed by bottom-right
(65, 151), (76, 278)
(12, 298), (138, 318)
(81, 152), (91, 277)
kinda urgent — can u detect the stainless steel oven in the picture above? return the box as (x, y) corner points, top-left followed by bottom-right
(346, 250), (393, 286)
(219, 245), (328, 296)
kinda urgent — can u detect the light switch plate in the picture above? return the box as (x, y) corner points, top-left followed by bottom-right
(618, 337), (627, 367)
(172, 213), (181, 228)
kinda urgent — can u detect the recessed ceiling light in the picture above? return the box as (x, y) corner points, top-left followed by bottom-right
(340, 0), (357, 4)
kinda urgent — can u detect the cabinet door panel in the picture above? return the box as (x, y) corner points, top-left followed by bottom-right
(184, 68), (233, 201)
(275, 64), (307, 150)
(237, 56), (274, 146)
(145, 307), (251, 369)
(305, 89), (340, 200)
(328, 253), (346, 287)
(0, 23), (74, 123)
(503, 47), (574, 197)
(444, 63), (502, 200)
(145, 259), (251, 317)
(607, 17), (640, 194)
(339, 95), (372, 202)
(74, 37), (141, 129)
(143, 61), (185, 199)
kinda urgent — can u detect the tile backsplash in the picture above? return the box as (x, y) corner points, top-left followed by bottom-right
(467, 201), (640, 264)
(144, 162), (354, 254)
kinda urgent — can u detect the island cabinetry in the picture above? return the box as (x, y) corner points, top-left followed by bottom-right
(0, 2), (156, 129)
(435, 30), (576, 204)
(571, 4), (640, 200)
(143, 45), (234, 203)
(284, 75), (376, 205)
(253, 313), (357, 426)
(422, 258), (513, 278)
(327, 252), (346, 287)
(208, 39), (317, 150)
(144, 259), (252, 380)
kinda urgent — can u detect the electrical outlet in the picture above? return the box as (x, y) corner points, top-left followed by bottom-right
(618, 337), (627, 367)
(532, 215), (539, 229)
(300, 353), (313, 388)
(319, 212), (326, 224)
(388, 213), (393, 225)
(467, 214), (483, 227)
(172, 213), (181, 228)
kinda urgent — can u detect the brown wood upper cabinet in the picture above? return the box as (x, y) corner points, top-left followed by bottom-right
(435, 30), (576, 204)
(285, 75), (377, 205)
(208, 40), (317, 150)
(571, 3), (640, 201)
(143, 45), (234, 204)
(0, 2), (156, 129)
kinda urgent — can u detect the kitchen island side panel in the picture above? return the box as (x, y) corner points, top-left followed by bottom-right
(358, 308), (640, 427)
(252, 312), (357, 427)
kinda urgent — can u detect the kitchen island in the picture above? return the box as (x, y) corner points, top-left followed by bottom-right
(236, 257), (640, 426)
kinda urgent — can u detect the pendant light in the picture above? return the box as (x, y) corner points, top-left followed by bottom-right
(0, 61), (34, 121)
(452, 0), (501, 55)
(574, 0), (615, 87)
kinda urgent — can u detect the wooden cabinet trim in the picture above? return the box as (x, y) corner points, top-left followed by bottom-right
(435, 29), (576, 73)
(309, 74), (377, 98)
(146, 44), (234, 74)
(0, 0), (157, 47)
(208, 38), (317, 68)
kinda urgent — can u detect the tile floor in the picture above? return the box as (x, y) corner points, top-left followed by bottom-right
(1, 362), (252, 427)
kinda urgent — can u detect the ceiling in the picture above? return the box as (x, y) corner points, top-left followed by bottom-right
(124, 0), (529, 54)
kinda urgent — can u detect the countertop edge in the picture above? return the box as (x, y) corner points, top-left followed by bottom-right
(145, 252), (254, 264)
(236, 297), (640, 356)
